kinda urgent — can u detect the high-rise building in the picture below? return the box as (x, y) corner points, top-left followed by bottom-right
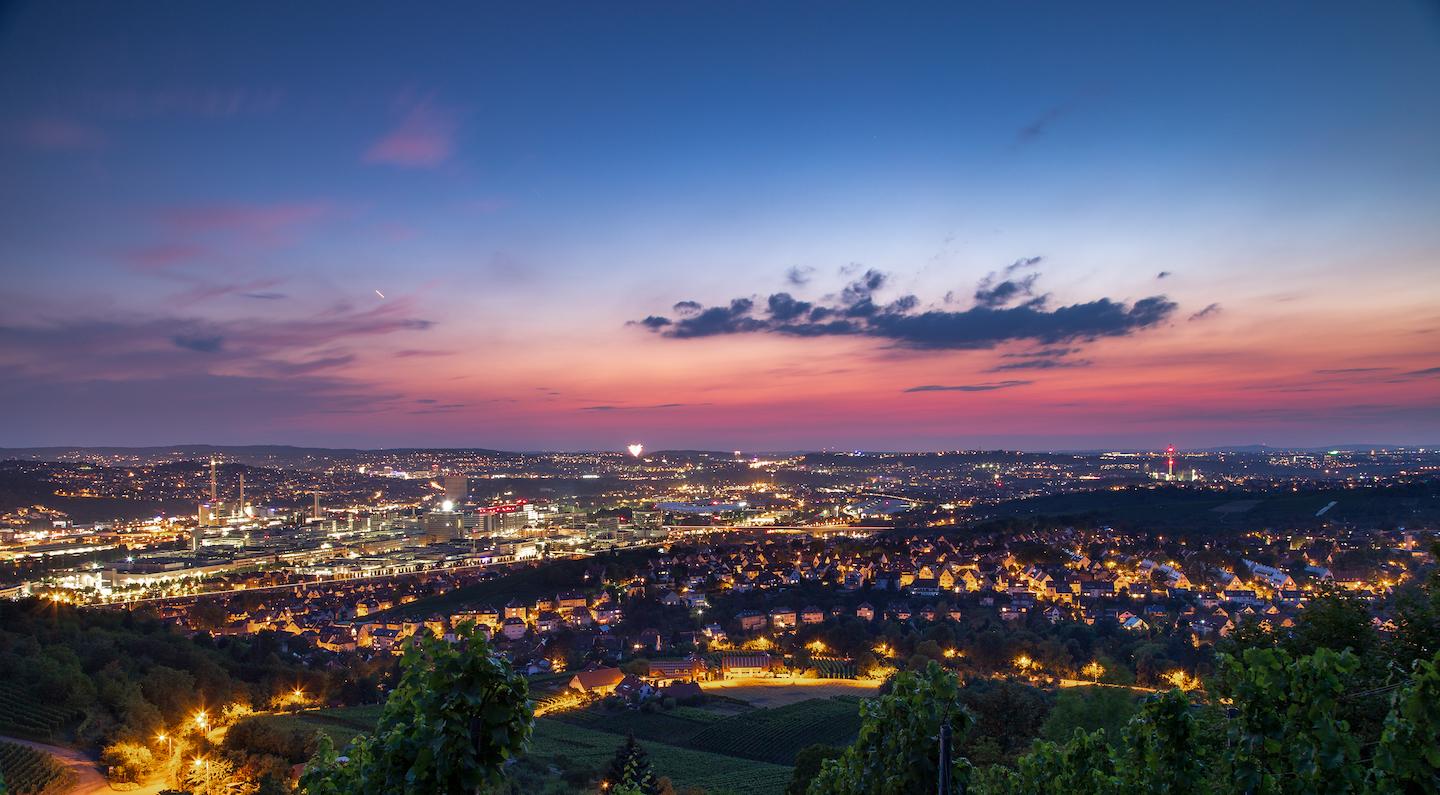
(444, 474), (468, 505)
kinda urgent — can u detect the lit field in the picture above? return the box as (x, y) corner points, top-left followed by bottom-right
(700, 676), (880, 707)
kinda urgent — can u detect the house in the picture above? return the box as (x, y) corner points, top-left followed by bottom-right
(720, 652), (772, 678)
(500, 617), (528, 640)
(568, 667), (625, 695)
(769, 607), (798, 630)
(614, 674), (653, 701)
(908, 578), (941, 598)
(736, 610), (767, 632)
(645, 657), (708, 685)
(799, 606), (825, 625)
(855, 602), (875, 621)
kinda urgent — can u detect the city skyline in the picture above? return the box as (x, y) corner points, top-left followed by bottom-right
(2, 1), (1438, 450)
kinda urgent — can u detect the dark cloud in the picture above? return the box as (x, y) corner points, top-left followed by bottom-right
(662, 298), (764, 338)
(785, 265), (815, 286)
(1004, 347), (1076, 359)
(903, 380), (1032, 393)
(672, 300), (702, 315)
(988, 358), (1092, 371)
(766, 293), (812, 322)
(1400, 366), (1440, 378)
(172, 334), (224, 353)
(242, 291), (287, 300)
(394, 349), (453, 358)
(265, 354), (354, 376)
(1188, 303), (1222, 321)
(1157, 271), (1172, 279)
(636, 268), (1181, 351)
(1005, 256), (1044, 274)
(1315, 367), (1392, 375)
(579, 402), (705, 412)
(974, 272), (1043, 309)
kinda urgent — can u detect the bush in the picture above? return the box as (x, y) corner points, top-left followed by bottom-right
(100, 741), (155, 784)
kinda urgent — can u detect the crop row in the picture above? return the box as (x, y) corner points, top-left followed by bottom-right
(683, 697), (862, 765)
(0, 740), (77, 795)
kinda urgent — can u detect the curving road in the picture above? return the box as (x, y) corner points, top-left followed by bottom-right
(0, 735), (168, 795)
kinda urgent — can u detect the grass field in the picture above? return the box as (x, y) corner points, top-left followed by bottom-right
(530, 719), (793, 794)
(250, 705), (386, 746)
(700, 677), (879, 707)
(684, 697), (862, 765)
(247, 682), (876, 794)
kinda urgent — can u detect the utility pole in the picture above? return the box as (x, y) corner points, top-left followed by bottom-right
(938, 721), (953, 795)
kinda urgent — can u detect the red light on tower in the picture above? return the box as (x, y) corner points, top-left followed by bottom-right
(1166, 445), (1175, 479)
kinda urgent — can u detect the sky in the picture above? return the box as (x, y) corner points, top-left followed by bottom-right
(1, 1), (1438, 451)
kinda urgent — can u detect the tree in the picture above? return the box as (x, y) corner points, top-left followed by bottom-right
(978, 729), (1117, 795)
(1219, 646), (1363, 795)
(300, 623), (532, 794)
(1040, 687), (1137, 746)
(1116, 689), (1205, 795)
(808, 662), (972, 794)
(101, 741), (156, 784)
(1369, 651), (1440, 793)
(603, 734), (660, 795)
(786, 744), (842, 795)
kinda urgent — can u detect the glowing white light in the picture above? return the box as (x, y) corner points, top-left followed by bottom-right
(627, 443), (644, 458)
(440, 500), (454, 512)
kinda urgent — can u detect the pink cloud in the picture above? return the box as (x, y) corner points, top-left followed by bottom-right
(19, 118), (107, 151)
(364, 101), (457, 168)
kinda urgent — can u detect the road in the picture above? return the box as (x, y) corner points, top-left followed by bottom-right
(0, 735), (168, 795)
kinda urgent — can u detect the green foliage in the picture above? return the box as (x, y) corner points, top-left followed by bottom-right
(1369, 652), (1440, 794)
(100, 740), (156, 784)
(808, 662), (972, 795)
(785, 744), (842, 795)
(0, 598), (317, 746)
(980, 729), (1117, 795)
(1117, 690), (1205, 795)
(604, 734), (660, 795)
(1219, 646), (1363, 794)
(956, 679), (1050, 766)
(300, 623), (532, 794)
(1040, 687), (1138, 746)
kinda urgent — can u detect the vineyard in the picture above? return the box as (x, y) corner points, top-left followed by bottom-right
(0, 682), (78, 741)
(683, 697), (862, 764)
(548, 703), (725, 745)
(0, 740), (76, 795)
(811, 657), (857, 679)
(246, 705), (386, 747)
(530, 718), (792, 794)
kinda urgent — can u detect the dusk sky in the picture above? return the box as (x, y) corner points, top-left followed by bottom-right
(1, 1), (1438, 451)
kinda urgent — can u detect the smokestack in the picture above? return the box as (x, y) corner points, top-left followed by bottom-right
(312, 492), (321, 520)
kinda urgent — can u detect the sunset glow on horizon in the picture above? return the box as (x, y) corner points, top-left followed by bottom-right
(1, 1), (1437, 450)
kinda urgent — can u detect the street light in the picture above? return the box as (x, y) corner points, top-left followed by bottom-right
(193, 710), (208, 731)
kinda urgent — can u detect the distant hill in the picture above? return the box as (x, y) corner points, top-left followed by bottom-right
(974, 480), (1440, 533)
